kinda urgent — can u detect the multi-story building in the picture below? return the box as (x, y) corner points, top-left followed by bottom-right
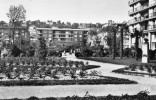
(128, 0), (156, 50)
(0, 27), (28, 48)
(35, 28), (89, 47)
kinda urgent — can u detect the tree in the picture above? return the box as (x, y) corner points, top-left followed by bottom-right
(117, 23), (128, 59)
(87, 29), (99, 46)
(72, 23), (79, 29)
(131, 28), (142, 60)
(7, 5), (26, 44)
(37, 34), (48, 60)
(101, 25), (118, 59)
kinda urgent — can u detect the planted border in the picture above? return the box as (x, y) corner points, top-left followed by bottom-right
(0, 76), (137, 86)
(112, 63), (156, 77)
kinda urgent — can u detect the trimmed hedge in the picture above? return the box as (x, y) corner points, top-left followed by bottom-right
(0, 76), (137, 86)
(3, 90), (156, 100)
(112, 63), (156, 77)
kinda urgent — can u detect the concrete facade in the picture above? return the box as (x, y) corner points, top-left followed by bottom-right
(34, 28), (89, 47)
(128, 0), (156, 50)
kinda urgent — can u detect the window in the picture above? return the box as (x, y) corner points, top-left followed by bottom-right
(69, 35), (73, 37)
(49, 34), (52, 37)
(49, 30), (52, 33)
(43, 30), (47, 33)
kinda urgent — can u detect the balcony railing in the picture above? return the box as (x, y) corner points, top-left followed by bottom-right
(148, 25), (156, 30)
(129, 5), (149, 15)
(128, 16), (145, 25)
(149, 12), (156, 18)
(128, 0), (141, 6)
(129, 1), (156, 15)
(128, 12), (156, 25)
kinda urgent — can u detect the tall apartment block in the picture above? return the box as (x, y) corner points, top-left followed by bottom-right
(35, 28), (89, 47)
(128, 0), (156, 50)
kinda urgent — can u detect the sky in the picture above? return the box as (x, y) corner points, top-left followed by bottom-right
(0, 0), (130, 24)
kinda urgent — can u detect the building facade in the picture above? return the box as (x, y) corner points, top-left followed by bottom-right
(0, 27), (28, 48)
(128, 0), (156, 50)
(34, 28), (89, 47)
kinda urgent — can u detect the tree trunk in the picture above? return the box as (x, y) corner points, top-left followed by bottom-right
(113, 31), (116, 60)
(120, 27), (123, 59)
(12, 30), (15, 45)
(135, 35), (139, 60)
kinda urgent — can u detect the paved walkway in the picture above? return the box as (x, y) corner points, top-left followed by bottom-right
(0, 54), (156, 99)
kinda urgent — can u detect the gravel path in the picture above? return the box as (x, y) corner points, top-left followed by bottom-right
(0, 54), (156, 99)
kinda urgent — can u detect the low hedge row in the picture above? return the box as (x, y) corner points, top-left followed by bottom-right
(0, 76), (137, 86)
(112, 63), (156, 77)
(4, 90), (156, 100)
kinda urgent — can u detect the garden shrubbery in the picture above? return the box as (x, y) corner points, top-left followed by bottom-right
(5, 90), (156, 100)
(113, 63), (156, 76)
(0, 77), (137, 86)
(149, 49), (156, 60)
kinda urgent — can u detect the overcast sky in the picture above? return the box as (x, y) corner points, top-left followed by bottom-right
(0, 0), (130, 23)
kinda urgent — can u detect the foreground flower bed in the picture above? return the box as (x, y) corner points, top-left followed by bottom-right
(0, 76), (137, 86)
(112, 63), (156, 77)
(3, 90), (156, 100)
(0, 57), (100, 81)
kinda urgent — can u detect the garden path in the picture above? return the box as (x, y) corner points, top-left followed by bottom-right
(0, 53), (156, 99)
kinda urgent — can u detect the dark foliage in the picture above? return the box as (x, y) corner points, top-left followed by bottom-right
(47, 50), (62, 57)
(27, 96), (39, 100)
(11, 45), (25, 57)
(38, 35), (48, 60)
(149, 49), (156, 60)
(5, 90), (156, 100)
(0, 77), (136, 86)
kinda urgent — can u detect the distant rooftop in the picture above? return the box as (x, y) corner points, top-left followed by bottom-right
(36, 28), (89, 31)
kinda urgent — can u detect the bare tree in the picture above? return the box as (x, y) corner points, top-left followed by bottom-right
(7, 5), (26, 44)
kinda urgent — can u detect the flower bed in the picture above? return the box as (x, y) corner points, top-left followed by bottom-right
(0, 57), (101, 82)
(0, 57), (138, 86)
(112, 64), (156, 77)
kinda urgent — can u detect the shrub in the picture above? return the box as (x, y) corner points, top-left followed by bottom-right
(11, 45), (24, 57)
(137, 90), (150, 100)
(27, 96), (39, 100)
(138, 48), (142, 59)
(82, 48), (94, 57)
(123, 48), (132, 57)
(149, 49), (156, 60)
(37, 35), (48, 60)
(129, 64), (137, 71)
(139, 64), (144, 71)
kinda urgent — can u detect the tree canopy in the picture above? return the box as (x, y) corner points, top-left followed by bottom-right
(7, 5), (26, 24)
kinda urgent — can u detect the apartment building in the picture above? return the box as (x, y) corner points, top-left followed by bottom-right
(128, 0), (156, 50)
(35, 28), (89, 47)
(0, 27), (28, 47)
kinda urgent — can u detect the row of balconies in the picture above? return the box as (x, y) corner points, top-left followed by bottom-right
(128, 12), (156, 25)
(128, 0), (142, 6)
(130, 24), (156, 34)
(53, 38), (74, 42)
(129, 1), (156, 15)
